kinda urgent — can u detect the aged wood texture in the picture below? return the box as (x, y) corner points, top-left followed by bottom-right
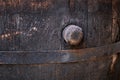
(0, 0), (88, 50)
(0, 0), (54, 14)
(0, 0), (70, 50)
(0, 60), (111, 80)
(0, 0), (119, 50)
(87, 0), (113, 47)
(0, 0), (120, 80)
(0, 0), (118, 50)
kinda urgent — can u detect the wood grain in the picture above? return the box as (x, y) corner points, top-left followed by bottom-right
(87, 0), (113, 47)
(0, 0), (120, 80)
(0, 60), (111, 80)
(0, 0), (88, 50)
(0, 0), (70, 50)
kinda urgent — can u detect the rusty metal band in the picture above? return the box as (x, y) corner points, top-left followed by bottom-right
(0, 42), (120, 64)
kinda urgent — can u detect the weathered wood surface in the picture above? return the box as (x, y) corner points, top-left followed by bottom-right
(0, 60), (112, 80)
(87, 0), (112, 47)
(0, 0), (120, 80)
(0, 0), (88, 50)
(0, 0), (118, 50)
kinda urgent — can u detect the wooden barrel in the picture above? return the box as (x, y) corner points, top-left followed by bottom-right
(0, 0), (120, 80)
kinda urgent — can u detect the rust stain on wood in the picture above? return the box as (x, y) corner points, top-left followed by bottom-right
(31, 0), (53, 10)
(0, 0), (53, 11)
(0, 31), (22, 40)
(0, 27), (38, 40)
(110, 54), (118, 73)
(0, 0), (5, 7)
(112, 0), (119, 42)
(6, 0), (21, 7)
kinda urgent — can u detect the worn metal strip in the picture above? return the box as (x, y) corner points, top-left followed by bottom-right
(0, 42), (120, 64)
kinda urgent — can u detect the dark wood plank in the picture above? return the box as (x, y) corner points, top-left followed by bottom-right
(87, 0), (112, 47)
(0, 0), (88, 50)
(0, 0), (70, 50)
(0, 59), (112, 80)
